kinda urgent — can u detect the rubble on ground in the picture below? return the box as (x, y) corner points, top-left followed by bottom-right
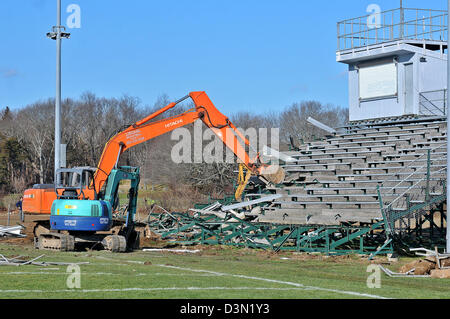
(0, 225), (26, 238)
(144, 196), (282, 249)
(382, 248), (450, 278)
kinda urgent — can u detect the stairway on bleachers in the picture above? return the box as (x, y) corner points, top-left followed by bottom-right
(256, 116), (447, 226)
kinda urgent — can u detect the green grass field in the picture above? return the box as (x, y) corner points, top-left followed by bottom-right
(0, 242), (449, 299)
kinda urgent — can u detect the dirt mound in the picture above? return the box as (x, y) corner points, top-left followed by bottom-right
(430, 269), (450, 279)
(400, 259), (435, 275)
(399, 257), (450, 276)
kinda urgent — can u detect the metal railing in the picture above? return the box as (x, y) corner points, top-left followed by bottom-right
(338, 7), (448, 51)
(377, 144), (447, 234)
(419, 89), (447, 116)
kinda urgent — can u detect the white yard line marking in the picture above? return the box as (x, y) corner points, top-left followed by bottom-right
(90, 256), (145, 264)
(156, 264), (390, 299)
(0, 287), (311, 293)
(143, 249), (201, 254)
(134, 272), (220, 277)
(0, 271), (218, 277)
(38, 268), (59, 270)
(94, 263), (132, 267)
(0, 272), (116, 275)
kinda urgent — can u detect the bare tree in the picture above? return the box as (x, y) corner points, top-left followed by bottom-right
(280, 101), (348, 145)
(12, 100), (55, 184)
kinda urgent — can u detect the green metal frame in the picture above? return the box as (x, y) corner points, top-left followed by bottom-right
(377, 149), (447, 252)
(147, 210), (393, 255)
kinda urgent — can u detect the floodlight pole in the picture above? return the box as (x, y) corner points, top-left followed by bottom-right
(447, 0), (450, 253)
(55, 0), (61, 184)
(47, 0), (70, 184)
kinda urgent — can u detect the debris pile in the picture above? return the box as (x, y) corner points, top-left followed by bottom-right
(0, 225), (26, 238)
(380, 248), (450, 278)
(145, 195), (287, 250)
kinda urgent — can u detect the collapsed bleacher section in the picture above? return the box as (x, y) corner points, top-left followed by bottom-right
(147, 116), (448, 256)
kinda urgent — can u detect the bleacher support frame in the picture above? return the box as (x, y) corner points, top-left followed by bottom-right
(377, 148), (447, 253)
(147, 209), (393, 255)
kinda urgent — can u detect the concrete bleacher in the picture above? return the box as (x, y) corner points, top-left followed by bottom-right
(256, 116), (447, 226)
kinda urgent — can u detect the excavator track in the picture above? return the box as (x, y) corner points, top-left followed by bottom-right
(33, 219), (76, 251)
(37, 233), (75, 251)
(33, 219), (51, 238)
(102, 235), (127, 252)
(32, 219), (140, 252)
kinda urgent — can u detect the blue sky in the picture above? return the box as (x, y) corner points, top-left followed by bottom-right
(0, 0), (447, 114)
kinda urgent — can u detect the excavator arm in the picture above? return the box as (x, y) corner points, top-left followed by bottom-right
(93, 91), (284, 197)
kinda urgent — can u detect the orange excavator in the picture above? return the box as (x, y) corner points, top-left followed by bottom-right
(22, 91), (285, 251)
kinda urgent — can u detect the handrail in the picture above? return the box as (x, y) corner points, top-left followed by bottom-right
(338, 7), (448, 51)
(387, 166), (446, 209)
(419, 103), (438, 116)
(378, 142), (447, 213)
(419, 90), (447, 116)
(379, 144), (447, 190)
(337, 8), (447, 24)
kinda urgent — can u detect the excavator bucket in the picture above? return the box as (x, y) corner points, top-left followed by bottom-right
(259, 165), (285, 185)
(235, 164), (253, 201)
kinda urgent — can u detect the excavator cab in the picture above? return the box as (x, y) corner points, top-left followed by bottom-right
(55, 167), (97, 200)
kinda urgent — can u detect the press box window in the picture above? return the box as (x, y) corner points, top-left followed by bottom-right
(358, 61), (398, 101)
